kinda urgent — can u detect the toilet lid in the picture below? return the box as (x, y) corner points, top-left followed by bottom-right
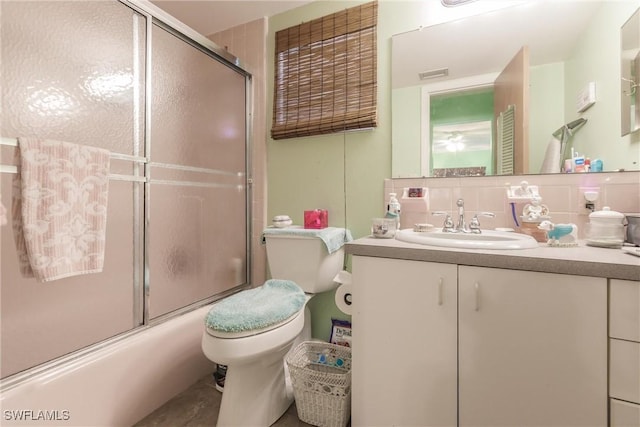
(205, 279), (306, 338)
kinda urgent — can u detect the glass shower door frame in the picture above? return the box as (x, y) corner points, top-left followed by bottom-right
(122, 0), (253, 324)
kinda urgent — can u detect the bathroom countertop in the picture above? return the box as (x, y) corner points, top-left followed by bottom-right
(345, 236), (640, 281)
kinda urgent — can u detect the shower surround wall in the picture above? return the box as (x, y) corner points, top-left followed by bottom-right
(0, 0), (251, 424)
(386, 171), (640, 235)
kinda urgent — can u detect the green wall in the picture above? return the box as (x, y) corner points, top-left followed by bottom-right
(431, 90), (494, 126)
(267, 1), (425, 341)
(430, 90), (494, 174)
(432, 150), (493, 171)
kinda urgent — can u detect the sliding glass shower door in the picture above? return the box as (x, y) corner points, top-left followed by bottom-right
(147, 24), (248, 319)
(0, 0), (250, 380)
(0, 0), (147, 379)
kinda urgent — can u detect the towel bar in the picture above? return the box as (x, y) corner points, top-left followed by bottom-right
(0, 136), (147, 183)
(0, 137), (148, 164)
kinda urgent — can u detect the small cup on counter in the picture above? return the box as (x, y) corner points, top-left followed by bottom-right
(371, 218), (396, 238)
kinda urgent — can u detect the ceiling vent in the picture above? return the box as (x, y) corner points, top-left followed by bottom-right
(419, 68), (449, 80)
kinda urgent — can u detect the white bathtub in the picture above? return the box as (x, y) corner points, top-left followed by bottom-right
(0, 306), (215, 426)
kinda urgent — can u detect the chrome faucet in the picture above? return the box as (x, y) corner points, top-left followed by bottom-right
(433, 198), (495, 234)
(455, 199), (467, 233)
(433, 199), (469, 233)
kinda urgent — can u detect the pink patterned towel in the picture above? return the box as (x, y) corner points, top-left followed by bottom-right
(12, 138), (110, 282)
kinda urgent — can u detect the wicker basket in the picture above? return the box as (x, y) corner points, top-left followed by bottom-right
(286, 341), (352, 427)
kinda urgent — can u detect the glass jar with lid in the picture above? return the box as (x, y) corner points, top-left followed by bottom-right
(586, 207), (625, 248)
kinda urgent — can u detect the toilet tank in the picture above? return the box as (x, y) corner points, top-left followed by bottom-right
(264, 234), (344, 293)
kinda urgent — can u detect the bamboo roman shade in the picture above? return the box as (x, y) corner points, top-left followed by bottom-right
(271, 1), (378, 140)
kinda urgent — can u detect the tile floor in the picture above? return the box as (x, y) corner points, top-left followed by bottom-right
(134, 373), (314, 426)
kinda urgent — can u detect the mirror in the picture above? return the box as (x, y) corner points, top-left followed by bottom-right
(392, 1), (640, 178)
(622, 7), (640, 135)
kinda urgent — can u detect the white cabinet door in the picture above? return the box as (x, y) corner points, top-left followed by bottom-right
(610, 338), (640, 404)
(351, 256), (457, 427)
(611, 399), (640, 427)
(458, 266), (607, 427)
(610, 279), (640, 342)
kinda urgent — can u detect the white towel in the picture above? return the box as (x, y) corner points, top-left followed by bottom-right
(262, 226), (353, 254)
(12, 138), (110, 282)
(539, 135), (562, 174)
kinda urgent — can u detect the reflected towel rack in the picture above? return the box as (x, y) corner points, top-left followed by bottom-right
(0, 137), (147, 183)
(496, 105), (515, 175)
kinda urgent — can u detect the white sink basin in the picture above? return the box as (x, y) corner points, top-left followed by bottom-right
(395, 229), (539, 250)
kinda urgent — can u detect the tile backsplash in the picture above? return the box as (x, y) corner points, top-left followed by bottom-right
(385, 171), (640, 238)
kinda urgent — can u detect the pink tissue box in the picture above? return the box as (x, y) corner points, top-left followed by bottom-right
(304, 209), (328, 229)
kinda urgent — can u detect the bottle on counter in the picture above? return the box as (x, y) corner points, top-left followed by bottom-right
(385, 192), (401, 230)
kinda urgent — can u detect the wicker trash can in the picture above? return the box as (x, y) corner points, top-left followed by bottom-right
(286, 341), (352, 427)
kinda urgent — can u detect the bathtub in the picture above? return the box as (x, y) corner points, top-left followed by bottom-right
(0, 306), (215, 426)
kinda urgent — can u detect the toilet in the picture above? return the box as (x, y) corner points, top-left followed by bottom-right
(201, 229), (347, 426)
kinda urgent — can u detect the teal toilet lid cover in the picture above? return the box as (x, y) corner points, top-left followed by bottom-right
(205, 279), (306, 333)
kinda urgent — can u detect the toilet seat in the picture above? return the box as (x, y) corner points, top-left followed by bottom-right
(206, 310), (303, 338)
(205, 279), (306, 339)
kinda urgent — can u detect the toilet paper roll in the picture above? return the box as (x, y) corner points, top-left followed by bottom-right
(333, 270), (352, 285)
(334, 283), (353, 315)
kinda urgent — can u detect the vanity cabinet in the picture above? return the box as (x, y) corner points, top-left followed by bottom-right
(351, 256), (457, 427)
(351, 256), (608, 427)
(458, 266), (607, 426)
(609, 279), (640, 427)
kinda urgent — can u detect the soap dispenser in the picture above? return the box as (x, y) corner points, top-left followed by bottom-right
(386, 192), (401, 230)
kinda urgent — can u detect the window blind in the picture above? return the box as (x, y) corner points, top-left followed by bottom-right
(271, 1), (378, 140)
